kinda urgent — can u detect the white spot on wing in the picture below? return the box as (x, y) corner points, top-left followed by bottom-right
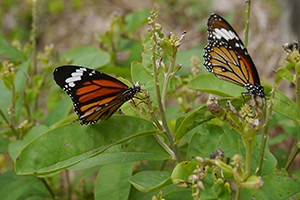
(214, 28), (239, 41)
(65, 67), (87, 87)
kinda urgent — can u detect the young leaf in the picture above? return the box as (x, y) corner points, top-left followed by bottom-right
(171, 161), (199, 188)
(0, 36), (26, 62)
(276, 68), (294, 83)
(125, 9), (151, 32)
(273, 88), (300, 123)
(175, 104), (214, 141)
(129, 171), (172, 193)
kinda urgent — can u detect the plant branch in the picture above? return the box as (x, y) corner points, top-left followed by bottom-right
(41, 178), (57, 200)
(285, 141), (300, 172)
(149, 17), (183, 162)
(256, 87), (275, 175)
(161, 56), (176, 108)
(244, 0), (251, 48)
(235, 181), (242, 200)
(245, 138), (253, 176)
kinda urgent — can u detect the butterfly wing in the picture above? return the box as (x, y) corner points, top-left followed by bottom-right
(53, 65), (131, 125)
(203, 13), (265, 98)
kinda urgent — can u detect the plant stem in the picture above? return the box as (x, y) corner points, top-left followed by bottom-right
(30, 0), (39, 117)
(256, 87), (275, 175)
(142, 97), (175, 159)
(150, 28), (183, 162)
(0, 108), (18, 135)
(161, 55), (176, 108)
(41, 178), (57, 200)
(10, 79), (19, 137)
(235, 182), (242, 200)
(65, 170), (72, 200)
(245, 138), (253, 176)
(244, 0), (251, 48)
(285, 141), (300, 172)
(296, 73), (300, 119)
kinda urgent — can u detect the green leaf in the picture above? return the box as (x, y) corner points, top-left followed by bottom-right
(0, 36), (26, 62)
(8, 140), (27, 162)
(295, 62), (300, 74)
(175, 49), (202, 76)
(95, 163), (134, 200)
(129, 184), (183, 200)
(0, 173), (37, 200)
(0, 170), (50, 199)
(200, 167), (231, 199)
(125, 9), (150, 32)
(15, 116), (157, 176)
(0, 61), (28, 123)
(273, 88), (300, 123)
(129, 171), (172, 193)
(42, 97), (72, 127)
(63, 46), (111, 68)
(0, 136), (10, 152)
(276, 68), (294, 82)
(131, 61), (164, 107)
(268, 133), (288, 146)
(171, 161), (199, 188)
(175, 104), (214, 141)
(68, 134), (170, 170)
(163, 190), (193, 200)
(189, 73), (245, 97)
(241, 171), (300, 199)
(119, 39), (143, 68)
(23, 125), (48, 143)
(187, 123), (226, 159)
(187, 124), (277, 175)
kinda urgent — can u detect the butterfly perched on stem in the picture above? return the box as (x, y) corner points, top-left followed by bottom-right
(203, 13), (265, 98)
(53, 65), (141, 125)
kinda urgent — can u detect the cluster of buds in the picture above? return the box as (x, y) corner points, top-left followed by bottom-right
(189, 165), (206, 199)
(206, 94), (265, 140)
(0, 61), (17, 91)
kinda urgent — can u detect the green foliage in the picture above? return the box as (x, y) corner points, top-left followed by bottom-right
(0, 2), (300, 200)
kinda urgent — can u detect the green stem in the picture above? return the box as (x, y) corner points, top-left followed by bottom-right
(244, 0), (251, 48)
(285, 141), (300, 172)
(245, 138), (253, 176)
(0, 108), (18, 135)
(10, 79), (18, 137)
(30, 0), (37, 76)
(235, 182), (242, 200)
(161, 56), (176, 108)
(30, 0), (39, 118)
(41, 178), (57, 200)
(150, 28), (183, 163)
(256, 87), (275, 175)
(65, 170), (72, 200)
(296, 73), (300, 118)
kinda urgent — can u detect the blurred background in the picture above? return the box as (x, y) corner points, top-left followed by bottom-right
(2, 0), (299, 95)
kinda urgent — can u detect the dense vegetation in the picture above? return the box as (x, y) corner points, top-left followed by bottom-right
(0, 1), (299, 199)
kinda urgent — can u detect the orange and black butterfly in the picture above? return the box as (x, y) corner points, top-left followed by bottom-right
(53, 65), (141, 125)
(203, 13), (265, 98)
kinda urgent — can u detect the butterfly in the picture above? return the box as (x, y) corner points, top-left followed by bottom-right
(203, 13), (265, 98)
(53, 65), (141, 125)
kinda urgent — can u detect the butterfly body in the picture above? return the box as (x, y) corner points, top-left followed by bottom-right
(53, 65), (141, 125)
(203, 13), (265, 98)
